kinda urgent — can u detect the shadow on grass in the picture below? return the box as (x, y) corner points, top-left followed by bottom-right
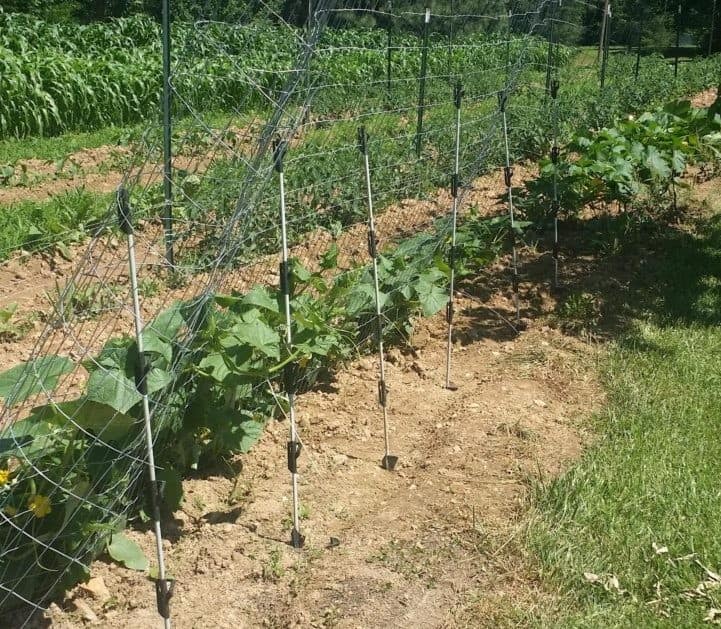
(459, 208), (721, 344)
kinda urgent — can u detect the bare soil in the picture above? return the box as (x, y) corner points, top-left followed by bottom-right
(0, 146), (130, 205)
(37, 292), (601, 629)
(690, 87), (718, 109)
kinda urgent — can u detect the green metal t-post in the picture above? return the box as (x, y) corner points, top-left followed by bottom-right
(545, 0), (557, 96)
(634, 1), (643, 80)
(386, 1), (393, 101)
(415, 8), (431, 158)
(710, 0), (718, 56)
(447, 0), (454, 82)
(162, 0), (174, 268)
(599, 3), (611, 92)
(674, 3), (681, 79)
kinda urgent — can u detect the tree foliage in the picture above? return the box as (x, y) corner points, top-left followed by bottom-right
(0, 0), (718, 53)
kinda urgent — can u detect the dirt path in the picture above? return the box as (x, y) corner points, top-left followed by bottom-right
(29, 285), (600, 628)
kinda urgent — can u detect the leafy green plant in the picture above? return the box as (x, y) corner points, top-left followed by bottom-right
(518, 100), (721, 222)
(0, 163), (15, 185)
(0, 210), (510, 612)
(263, 547), (284, 581)
(106, 532), (148, 571)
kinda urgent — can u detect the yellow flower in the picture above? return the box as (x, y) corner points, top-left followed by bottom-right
(4, 505), (16, 517)
(0, 470), (9, 486)
(27, 494), (51, 518)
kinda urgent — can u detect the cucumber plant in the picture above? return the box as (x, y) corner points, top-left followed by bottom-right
(0, 212), (511, 611)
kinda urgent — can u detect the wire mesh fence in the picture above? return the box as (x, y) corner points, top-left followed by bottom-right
(0, 0), (716, 625)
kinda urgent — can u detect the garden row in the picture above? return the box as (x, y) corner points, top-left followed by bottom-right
(519, 98), (721, 220)
(1, 90), (720, 611)
(0, 206), (509, 610)
(158, 53), (721, 270)
(2, 44), (720, 263)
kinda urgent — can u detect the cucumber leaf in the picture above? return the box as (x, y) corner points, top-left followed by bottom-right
(0, 355), (74, 406)
(107, 532), (148, 571)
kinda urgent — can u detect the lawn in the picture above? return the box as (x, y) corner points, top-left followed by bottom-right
(528, 207), (721, 627)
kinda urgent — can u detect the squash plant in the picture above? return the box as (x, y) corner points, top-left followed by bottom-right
(518, 100), (721, 222)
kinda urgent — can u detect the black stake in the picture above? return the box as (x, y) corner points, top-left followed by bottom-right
(710, 0), (717, 57)
(505, 6), (512, 81)
(550, 77), (561, 289)
(671, 169), (678, 215)
(448, 0), (455, 82)
(415, 8), (432, 158)
(544, 0), (557, 97)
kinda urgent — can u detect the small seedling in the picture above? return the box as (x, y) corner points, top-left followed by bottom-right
(191, 495), (205, 512)
(263, 548), (284, 581)
(138, 277), (162, 298)
(47, 279), (120, 323)
(0, 303), (32, 341)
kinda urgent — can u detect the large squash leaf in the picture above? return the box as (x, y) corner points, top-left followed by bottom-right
(0, 356), (74, 406)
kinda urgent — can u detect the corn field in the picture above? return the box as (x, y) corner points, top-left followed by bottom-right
(0, 9), (556, 139)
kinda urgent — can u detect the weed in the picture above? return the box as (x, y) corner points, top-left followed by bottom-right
(0, 303), (32, 341)
(138, 277), (162, 298)
(263, 548), (284, 581)
(165, 269), (189, 290)
(554, 291), (600, 337)
(47, 280), (120, 323)
(299, 504), (310, 520)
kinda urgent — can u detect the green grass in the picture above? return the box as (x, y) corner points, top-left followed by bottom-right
(0, 126), (137, 164)
(527, 213), (721, 627)
(0, 189), (112, 258)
